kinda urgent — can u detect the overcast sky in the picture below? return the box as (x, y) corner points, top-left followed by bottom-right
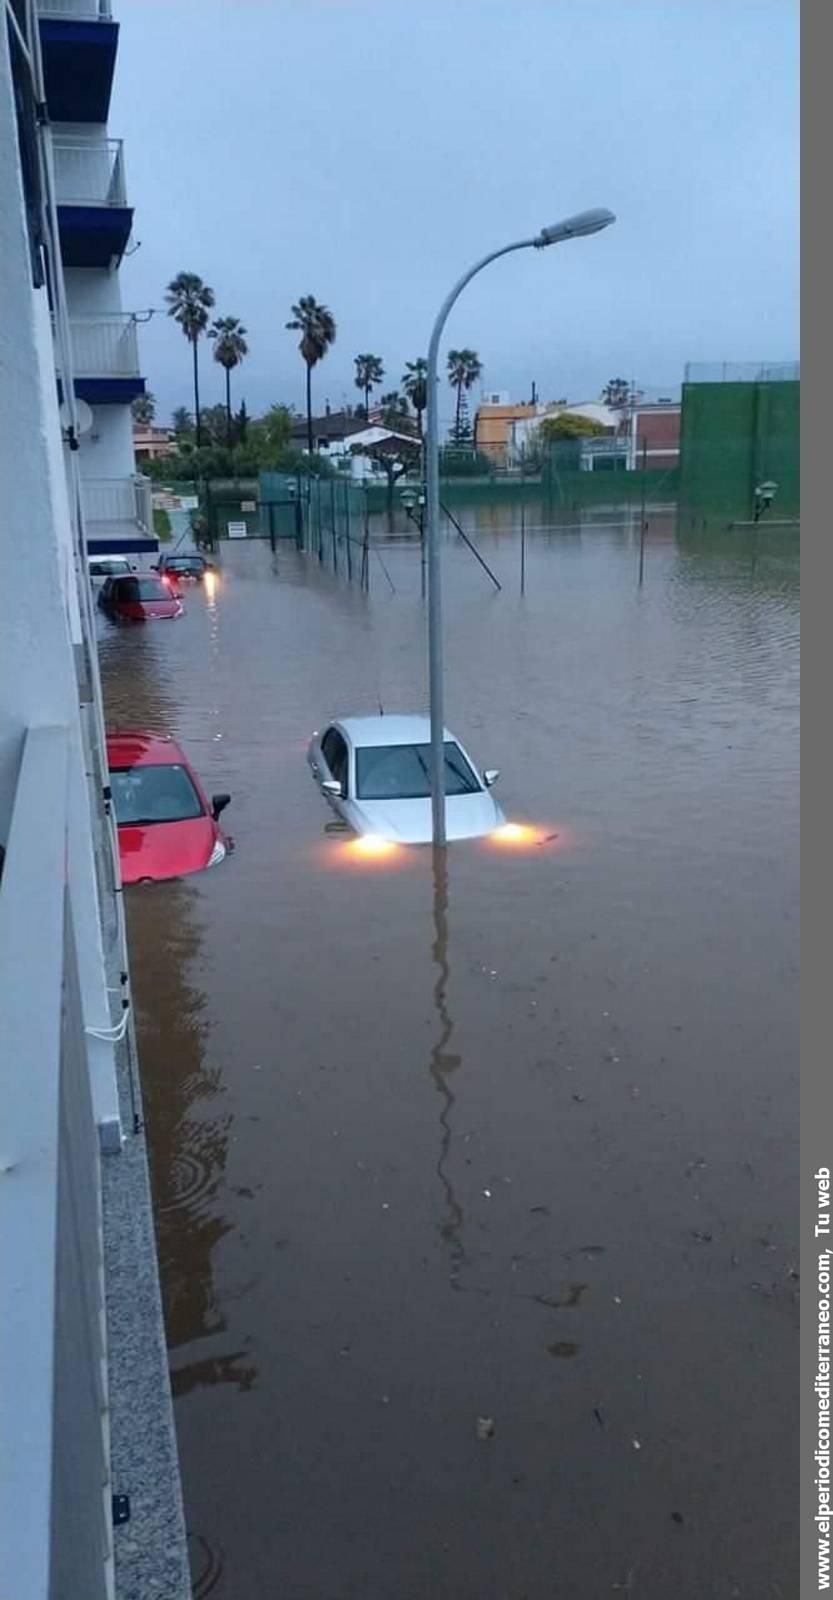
(113, 0), (799, 428)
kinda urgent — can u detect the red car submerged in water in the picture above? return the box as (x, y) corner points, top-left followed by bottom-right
(106, 732), (232, 884)
(98, 573), (183, 621)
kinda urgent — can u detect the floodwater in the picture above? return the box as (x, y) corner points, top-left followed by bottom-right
(99, 505), (800, 1600)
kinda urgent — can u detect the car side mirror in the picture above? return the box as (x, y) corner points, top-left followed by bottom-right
(321, 779), (342, 798)
(483, 769), (500, 788)
(211, 793), (231, 820)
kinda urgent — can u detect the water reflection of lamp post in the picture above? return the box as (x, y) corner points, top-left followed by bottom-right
(428, 845), (465, 1281)
(400, 485), (427, 596)
(424, 208), (616, 845)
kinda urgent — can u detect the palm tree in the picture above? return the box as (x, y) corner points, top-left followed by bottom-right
(379, 390), (409, 427)
(165, 272), (215, 446)
(286, 295), (337, 454)
(131, 391), (156, 425)
(208, 316), (248, 444)
(171, 405), (193, 441)
(402, 358), (428, 438)
(447, 349), (483, 441)
(354, 353), (384, 421)
(602, 377), (631, 409)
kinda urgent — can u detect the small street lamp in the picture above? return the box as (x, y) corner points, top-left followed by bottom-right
(753, 480), (778, 523)
(424, 208), (616, 844)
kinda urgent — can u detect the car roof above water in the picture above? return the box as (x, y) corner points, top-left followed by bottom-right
(106, 730), (186, 768)
(332, 714), (452, 748)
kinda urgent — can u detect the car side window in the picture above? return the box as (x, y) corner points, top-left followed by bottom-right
(321, 729), (348, 795)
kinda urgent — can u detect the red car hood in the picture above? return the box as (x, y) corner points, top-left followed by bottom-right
(118, 816), (217, 883)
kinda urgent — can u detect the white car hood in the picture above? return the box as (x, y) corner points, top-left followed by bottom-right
(355, 791), (505, 844)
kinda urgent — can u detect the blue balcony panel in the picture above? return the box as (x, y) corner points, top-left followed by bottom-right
(57, 205), (133, 268)
(57, 377), (146, 406)
(39, 19), (118, 123)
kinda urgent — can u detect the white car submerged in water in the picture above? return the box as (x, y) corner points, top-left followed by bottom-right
(307, 714), (505, 844)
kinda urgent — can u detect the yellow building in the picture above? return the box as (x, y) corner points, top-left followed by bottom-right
(474, 401), (539, 463)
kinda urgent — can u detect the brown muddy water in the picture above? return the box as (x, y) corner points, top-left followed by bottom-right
(99, 507), (799, 1599)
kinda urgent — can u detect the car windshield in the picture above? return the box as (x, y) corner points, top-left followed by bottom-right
(355, 741), (481, 800)
(167, 557), (202, 570)
(110, 764), (204, 825)
(114, 578), (169, 602)
(91, 559), (130, 576)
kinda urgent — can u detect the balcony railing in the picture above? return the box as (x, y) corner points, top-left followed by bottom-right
(38, 0), (112, 17)
(0, 726), (112, 1600)
(53, 139), (125, 207)
(61, 315), (140, 378)
(82, 475), (152, 534)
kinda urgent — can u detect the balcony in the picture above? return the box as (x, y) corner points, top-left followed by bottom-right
(57, 314), (145, 406)
(82, 475), (156, 554)
(39, 0), (112, 15)
(0, 726), (113, 1599)
(53, 140), (132, 269)
(38, 1), (118, 123)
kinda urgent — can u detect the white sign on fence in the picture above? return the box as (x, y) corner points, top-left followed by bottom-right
(227, 520), (248, 539)
(240, 500), (257, 512)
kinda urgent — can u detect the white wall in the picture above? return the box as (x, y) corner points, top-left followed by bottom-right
(78, 405), (136, 477)
(64, 266), (124, 317)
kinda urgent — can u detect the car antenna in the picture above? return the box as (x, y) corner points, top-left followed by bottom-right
(378, 697), (384, 716)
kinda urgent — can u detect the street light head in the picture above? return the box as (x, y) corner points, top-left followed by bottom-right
(536, 208), (616, 247)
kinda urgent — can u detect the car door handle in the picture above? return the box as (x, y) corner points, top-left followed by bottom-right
(311, 763), (320, 776)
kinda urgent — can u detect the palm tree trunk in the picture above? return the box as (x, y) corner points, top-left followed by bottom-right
(365, 384), (370, 422)
(455, 382), (463, 443)
(306, 362), (313, 455)
(225, 366), (232, 446)
(193, 338), (201, 447)
(417, 406), (424, 442)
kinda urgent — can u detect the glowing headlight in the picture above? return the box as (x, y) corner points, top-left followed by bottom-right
(207, 837), (227, 868)
(351, 833), (398, 858)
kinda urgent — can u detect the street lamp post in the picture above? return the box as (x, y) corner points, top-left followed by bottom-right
(424, 208), (616, 845)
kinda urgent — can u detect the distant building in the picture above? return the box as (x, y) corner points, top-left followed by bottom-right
(289, 409), (366, 452)
(133, 421), (177, 462)
(627, 400), (681, 471)
(506, 401), (620, 464)
(475, 400), (539, 462)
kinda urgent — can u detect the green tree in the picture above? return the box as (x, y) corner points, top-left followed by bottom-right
(354, 434), (420, 515)
(171, 405), (193, 441)
(354, 353), (384, 420)
(379, 390), (410, 428)
(165, 272), (216, 446)
(402, 358), (427, 437)
(246, 403), (293, 465)
(197, 405), (230, 447)
(286, 295), (337, 454)
(537, 411), (608, 441)
(131, 391), (156, 425)
(209, 315), (248, 443)
(447, 348), (482, 441)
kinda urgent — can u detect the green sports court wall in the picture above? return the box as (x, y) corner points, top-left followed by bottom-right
(678, 380), (799, 517)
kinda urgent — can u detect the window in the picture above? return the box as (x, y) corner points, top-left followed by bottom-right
(355, 742), (480, 801)
(113, 578), (169, 603)
(91, 559), (131, 577)
(321, 728), (348, 794)
(110, 765), (204, 826)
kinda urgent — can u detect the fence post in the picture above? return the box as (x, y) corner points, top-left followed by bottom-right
(344, 479), (353, 581)
(639, 440), (647, 584)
